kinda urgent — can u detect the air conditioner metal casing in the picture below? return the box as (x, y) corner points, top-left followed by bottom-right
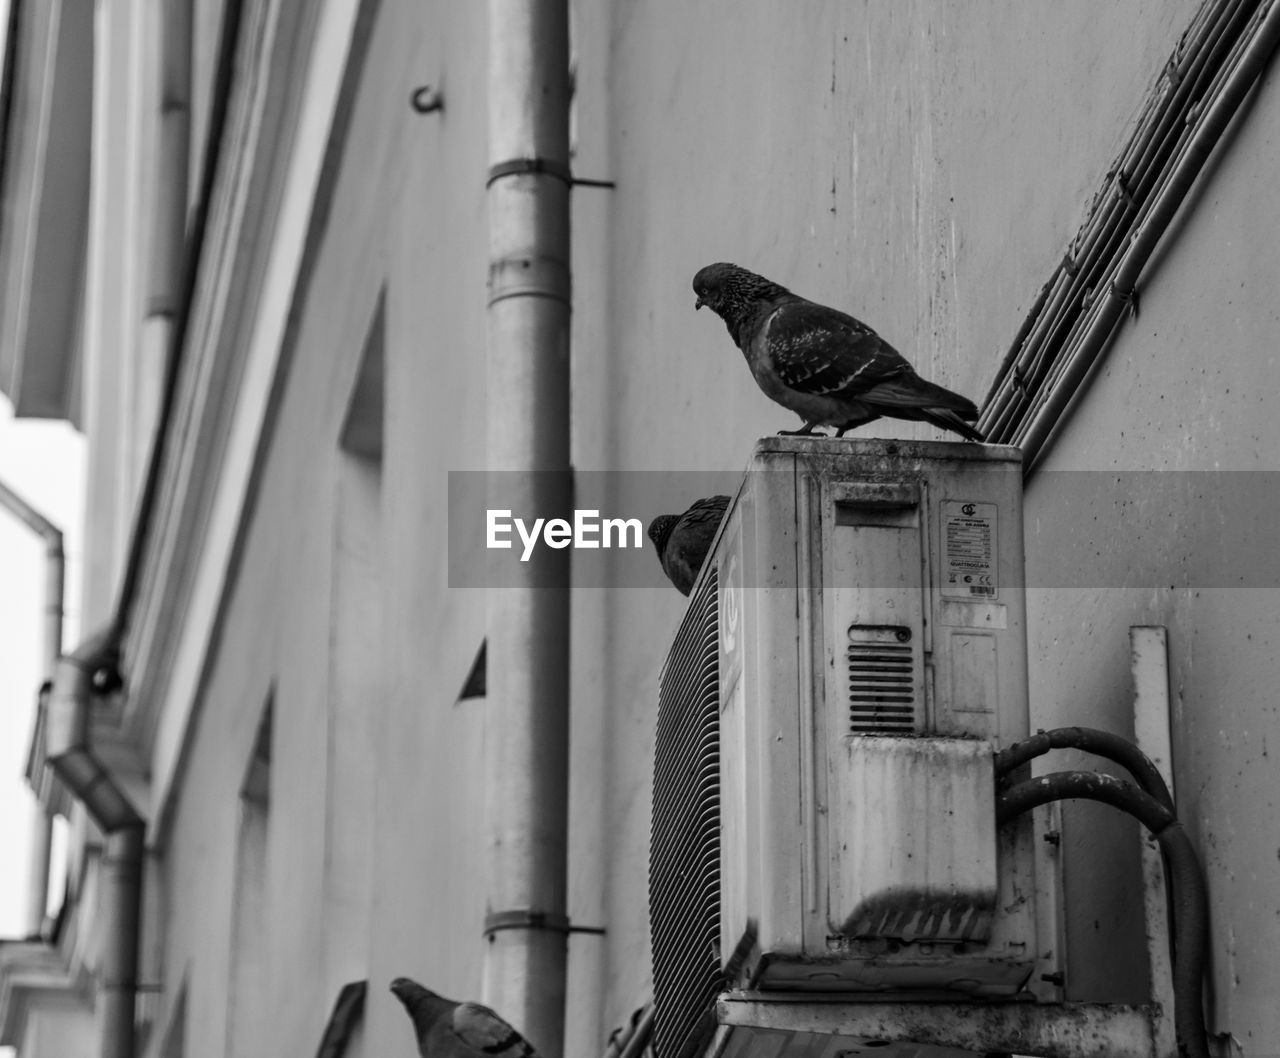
(712, 437), (1039, 995)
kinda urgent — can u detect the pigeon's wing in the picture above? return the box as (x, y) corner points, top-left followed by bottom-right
(662, 497), (729, 596)
(686, 495), (730, 519)
(448, 1003), (539, 1058)
(760, 300), (912, 398)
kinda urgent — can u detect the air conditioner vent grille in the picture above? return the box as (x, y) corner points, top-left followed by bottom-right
(650, 567), (721, 1058)
(847, 626), (917, 734)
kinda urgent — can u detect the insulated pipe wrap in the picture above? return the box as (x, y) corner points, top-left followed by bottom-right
(998, 771), (1210, 1058)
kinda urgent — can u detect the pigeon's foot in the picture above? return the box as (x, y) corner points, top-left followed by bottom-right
(833, 413), (880, 438)
(777, 422), (827, 437)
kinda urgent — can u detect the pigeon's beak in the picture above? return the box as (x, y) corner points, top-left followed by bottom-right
(695, 296), (705, 310)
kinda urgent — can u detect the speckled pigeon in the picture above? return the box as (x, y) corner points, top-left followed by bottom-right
(692, 262), (983, 441)
(648, 495), (730, 596)
(390, 978), (540, 1058)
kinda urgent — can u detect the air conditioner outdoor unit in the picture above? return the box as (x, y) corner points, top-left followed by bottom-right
(650, 437), (1050, 1058)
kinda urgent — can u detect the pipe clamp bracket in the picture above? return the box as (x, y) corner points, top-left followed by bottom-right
(487, 157), (573, 187)
(482, 909), (605, 937)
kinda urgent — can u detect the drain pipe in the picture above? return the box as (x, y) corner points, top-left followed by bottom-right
(45, 632), (144, 1058)
(0, 478), (65, 936)
(483, 1), (572, 1055)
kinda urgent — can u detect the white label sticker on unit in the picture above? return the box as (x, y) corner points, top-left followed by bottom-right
(942, 501), (998, 600)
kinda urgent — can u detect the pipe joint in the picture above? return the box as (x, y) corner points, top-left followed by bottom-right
(51, 637), (119, 692)
(46, 633), (142, 832)
(488, 254), (571, 308)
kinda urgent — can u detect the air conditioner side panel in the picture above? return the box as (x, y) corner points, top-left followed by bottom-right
(719, 501), (750, 975)
(752, 462), (807, 958)
(720, 460), (809, 971)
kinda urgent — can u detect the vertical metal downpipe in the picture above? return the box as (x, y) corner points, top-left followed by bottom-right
(139, 0), (191, 506)
(98, 826), (144, 1058)
(24, 794), (53, 936)
(45, 636), (144, 1058)
(483, 2), (572, 1055)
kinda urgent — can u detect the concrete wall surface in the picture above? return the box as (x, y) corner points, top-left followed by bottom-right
(1024, 44), (1280, 1042)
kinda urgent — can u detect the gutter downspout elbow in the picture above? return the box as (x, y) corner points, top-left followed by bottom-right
(46, 633), (145, 1058)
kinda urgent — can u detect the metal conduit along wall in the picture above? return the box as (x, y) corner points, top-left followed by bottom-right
(979, 0), (1280, 472)
(483, 1), (573, 1055)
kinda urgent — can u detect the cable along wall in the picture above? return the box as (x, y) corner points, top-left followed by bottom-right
(978, 0), (1280, 472)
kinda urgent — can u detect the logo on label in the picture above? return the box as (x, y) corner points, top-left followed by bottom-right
(722, 553), (740, 654)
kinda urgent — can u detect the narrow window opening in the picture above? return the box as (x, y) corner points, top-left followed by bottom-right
(226, 697), (272, 1053)
(458, 640), (487, 702)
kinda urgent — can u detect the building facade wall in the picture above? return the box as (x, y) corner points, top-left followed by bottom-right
(151, 1), (494, 1054)
(20, 0), (1279, 1056)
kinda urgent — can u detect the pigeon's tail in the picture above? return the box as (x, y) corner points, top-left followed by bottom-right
(918, 407), (985, 443)
(866, 374), (979, 418)
(861, 374), (983, 441)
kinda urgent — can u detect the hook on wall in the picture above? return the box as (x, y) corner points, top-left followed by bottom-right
(410, 85), (444, 114)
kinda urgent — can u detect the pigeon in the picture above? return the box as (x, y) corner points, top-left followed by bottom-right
(390, 978), (540, 1058)
(647, 495), (730, 595)
(692, 262), (983, 441)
